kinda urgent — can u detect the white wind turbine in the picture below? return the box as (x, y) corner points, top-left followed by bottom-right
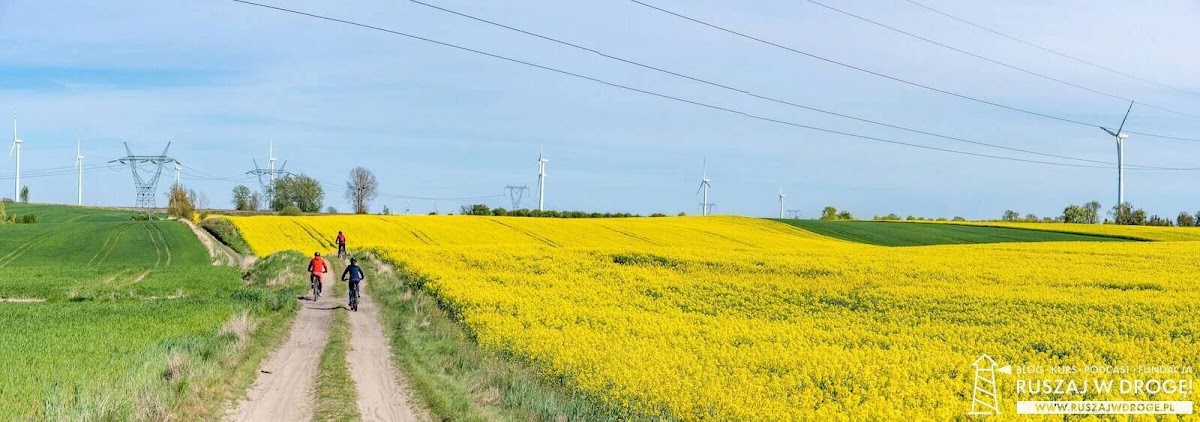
(10, 113), (23, 200)
(537, 146), (548, 211)
(1100, 102), (1134, 208)
(696, 159), (712, 216)
(76, 135), (84, 206)
(778, 187), (785, 219)
(268, 139), (277, 187)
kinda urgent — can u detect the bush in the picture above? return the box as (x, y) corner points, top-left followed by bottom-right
(15, 214), (36, 224)
(130, 213), (162, 221)
(167, 184), (197, 220)
(279, 205), (303, 216)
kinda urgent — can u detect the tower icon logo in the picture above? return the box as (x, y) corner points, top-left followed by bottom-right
(969, 354), (1012, 415)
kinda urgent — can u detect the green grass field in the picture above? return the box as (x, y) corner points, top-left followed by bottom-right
(772, 219), (1130, 246)
(0, 204), (292, 420)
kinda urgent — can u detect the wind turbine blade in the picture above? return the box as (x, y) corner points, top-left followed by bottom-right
(696, 183), (704, 195)
(1116, 101), (1134, 136)
(161, 142), (171, 156)
(124, 142), (133, 157)
(1100, 127), (1118, 137)
(7, 142), (13, 158)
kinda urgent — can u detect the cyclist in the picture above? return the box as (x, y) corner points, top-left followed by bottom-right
(308, 252), (328, 296)
(341, 257), (365, 308)
(336, 231), (347, 258)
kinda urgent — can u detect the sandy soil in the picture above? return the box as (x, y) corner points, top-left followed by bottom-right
(226, 292), (336, 421)
(347, 285), (426, 421)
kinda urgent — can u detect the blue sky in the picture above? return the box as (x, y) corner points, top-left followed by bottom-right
(1, 0), (1199, 218)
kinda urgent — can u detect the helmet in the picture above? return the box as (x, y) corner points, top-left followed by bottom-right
(338, 231), (343, 234)
(350, 258), (358, 265)
(314, 252), (321, 257)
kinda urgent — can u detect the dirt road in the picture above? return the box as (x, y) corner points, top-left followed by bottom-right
(347, 287), (423, 421)
(227, 290), (335, 421)
(228, 256), (423, 421)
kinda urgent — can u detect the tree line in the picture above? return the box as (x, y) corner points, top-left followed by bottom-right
(1001, 201), (1200, 227)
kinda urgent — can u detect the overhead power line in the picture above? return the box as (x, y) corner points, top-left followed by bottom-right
(901, 0), (1200, 99)
(627, 0), (1200, 143)
(402, 0), (1194, 170)
(230, 0), (1196, 171)
(802, 0), (1200, 121)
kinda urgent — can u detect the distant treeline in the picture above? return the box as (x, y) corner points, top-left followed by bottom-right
(459, 204), (668, 218)
(1002, 201), (1200, 227)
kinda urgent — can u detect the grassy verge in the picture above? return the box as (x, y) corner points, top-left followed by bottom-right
(165, 251), (308, 419)
(314, 308), (360, 420)
(199, 217), (253, 255)
(362, 252), (658, 421)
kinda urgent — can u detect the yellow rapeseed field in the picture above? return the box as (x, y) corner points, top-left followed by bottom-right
(229, 215), (1200, 420)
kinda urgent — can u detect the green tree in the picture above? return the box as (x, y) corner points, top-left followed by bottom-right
(19, 186), (28, 203)
(1083, 201), (1101, 224)
(1061, 204), (1085, 223)
(1002, 210), (1019, 221)
(836, 211), (853, 220)
(231, 185), (254, 211)
(1110, 202), (1147, 225)
(1176, 211), (1195, 227)
(269, 174), (324, 213)
(461, 204), (490, 216)
(820, 206), (838, 221)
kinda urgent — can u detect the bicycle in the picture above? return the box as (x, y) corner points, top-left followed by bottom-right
(337, 243), (348, 260)
(348, 279), (360, 312)
(310, 274), (322, 300)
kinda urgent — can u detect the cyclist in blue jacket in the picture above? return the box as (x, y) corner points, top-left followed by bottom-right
(341, 258), (366, 307)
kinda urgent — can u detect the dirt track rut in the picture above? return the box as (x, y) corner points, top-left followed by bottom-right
(227, 290), (334, 421)
(347, 288), (422, 421)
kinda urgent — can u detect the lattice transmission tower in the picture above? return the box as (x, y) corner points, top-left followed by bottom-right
(111, 142), (177, 213)
(505, 185), (529, 209)
(247, 142), (289, 209)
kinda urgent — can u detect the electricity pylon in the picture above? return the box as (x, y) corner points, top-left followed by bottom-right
(111, 142), (177, 213)
(505, 185), (529, 209)
(247, 142), (289, 210)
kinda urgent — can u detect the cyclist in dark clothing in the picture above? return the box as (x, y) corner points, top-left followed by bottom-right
(341, 258), (365, 307)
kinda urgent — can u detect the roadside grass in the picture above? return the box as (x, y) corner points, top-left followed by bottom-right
(772, 219), (1129, 246)
(364, 252), (659, 421)
(199, 217), (253, 255)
